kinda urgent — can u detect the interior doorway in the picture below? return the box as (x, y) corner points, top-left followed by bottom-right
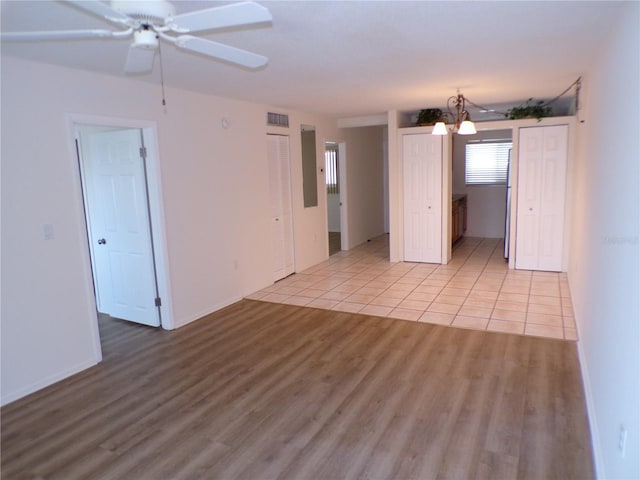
(70, 114), (172, 330)
(325, 141), (341, 255)
(452, 128), (513, 257)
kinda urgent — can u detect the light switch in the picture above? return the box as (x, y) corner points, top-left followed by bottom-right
(43, 224), (54, 240)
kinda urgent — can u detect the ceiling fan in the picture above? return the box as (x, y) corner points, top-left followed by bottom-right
(0, 0), (273, 73)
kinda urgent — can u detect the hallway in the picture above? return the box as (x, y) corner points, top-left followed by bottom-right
(248, 235), (576, 341)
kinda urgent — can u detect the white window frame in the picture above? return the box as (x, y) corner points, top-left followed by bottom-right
(465, 141), (512, 186)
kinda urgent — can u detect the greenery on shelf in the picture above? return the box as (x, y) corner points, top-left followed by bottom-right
(416, 108), (443, 126)
(505, 98), (552, 120)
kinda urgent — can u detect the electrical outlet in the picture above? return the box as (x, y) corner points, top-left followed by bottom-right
(618, 424), (627, 456)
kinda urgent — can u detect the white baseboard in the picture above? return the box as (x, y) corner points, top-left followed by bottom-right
(576, 337), (604, 479)
(174, 296), (244, 329)
(1, 357), (100, 407)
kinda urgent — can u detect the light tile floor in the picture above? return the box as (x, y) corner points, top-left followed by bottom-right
(247, 235), (577, 341)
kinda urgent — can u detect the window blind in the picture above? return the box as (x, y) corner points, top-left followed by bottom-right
(465, 142), (512, 185)
(325, 145), (339, 194)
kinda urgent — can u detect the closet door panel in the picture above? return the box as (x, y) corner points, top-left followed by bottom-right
(267, 134), (295, 281)
(538, 125), (567, 271)
(515, 125), (567, 271)
(403, 134), (442, 263)
(515, 127), (543, 270)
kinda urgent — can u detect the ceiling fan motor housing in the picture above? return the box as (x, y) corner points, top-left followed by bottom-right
(110, 0), (176, 24)
(133, 29), (158, 49)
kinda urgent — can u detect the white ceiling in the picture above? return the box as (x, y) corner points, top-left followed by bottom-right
(0, 0), (625, 119)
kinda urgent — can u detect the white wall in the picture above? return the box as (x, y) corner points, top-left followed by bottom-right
(452, 130), (510, 238)
(289, 118), (336, 270)
(568, 4), (639, 479)
(0, 57), (337, 405)
(340, 126), (386, 248)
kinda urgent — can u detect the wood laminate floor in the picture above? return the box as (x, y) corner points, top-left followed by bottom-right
(1, 300), (594, 479)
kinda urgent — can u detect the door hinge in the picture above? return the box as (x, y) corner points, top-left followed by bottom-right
(155, 297), (162, 307)
(140, 146), (147, 159)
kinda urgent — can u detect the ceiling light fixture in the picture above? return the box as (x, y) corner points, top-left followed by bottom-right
(432, 91), (477, 135)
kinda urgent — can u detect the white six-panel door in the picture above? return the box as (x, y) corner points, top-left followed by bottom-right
(515, 125), (568, 271)
(403, 134), (443, 263)
(82, 129), (160, 326)
(267, 134), (295, 281)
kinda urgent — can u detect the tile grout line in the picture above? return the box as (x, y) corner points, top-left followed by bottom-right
(484, 240), (509, 332)
(449, 239), (489, 326)
(251, 236), (573, 341)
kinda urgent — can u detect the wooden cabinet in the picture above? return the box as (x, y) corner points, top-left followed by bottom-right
(452, 194), (467, 244)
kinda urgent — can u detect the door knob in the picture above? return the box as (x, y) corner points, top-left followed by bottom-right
(98, 238), (107, 245)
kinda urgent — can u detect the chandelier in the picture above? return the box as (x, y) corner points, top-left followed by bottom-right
(432, 91), (476, 135)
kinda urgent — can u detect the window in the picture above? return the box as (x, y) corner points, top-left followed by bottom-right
(465, 141), (512, 185)
(325, 143), (339, 194)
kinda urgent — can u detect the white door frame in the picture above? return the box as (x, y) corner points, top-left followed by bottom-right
(66, 114), (174, 335)
(338, 142), (349, 251)
(383, 136), (390, 234)
(324, 141), (343, 253)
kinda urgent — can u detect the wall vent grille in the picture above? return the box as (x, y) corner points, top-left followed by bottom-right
(267, 112), (289, 128)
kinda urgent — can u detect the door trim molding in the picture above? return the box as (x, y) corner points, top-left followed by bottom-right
(65, 114), (174, 335)
(338, 142), (349, 250)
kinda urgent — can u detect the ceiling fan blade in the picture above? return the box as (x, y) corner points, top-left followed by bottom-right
(167, 2), (272, 33)
(0, 29), (119, 41)
(175, 35), (268, 69)
(124, 45), (156, 74)
(65, 0), (133, 26)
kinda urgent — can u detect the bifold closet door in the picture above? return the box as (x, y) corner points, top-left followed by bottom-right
(267, 134), (295, 281)
(403, 134), (442, 264)
(515, 125), (568, 271)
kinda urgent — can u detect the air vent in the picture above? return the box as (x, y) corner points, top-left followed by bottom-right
(267, 112), (289, 128)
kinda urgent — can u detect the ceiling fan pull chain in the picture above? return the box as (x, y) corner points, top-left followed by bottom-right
(158, 37), (167, 107)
